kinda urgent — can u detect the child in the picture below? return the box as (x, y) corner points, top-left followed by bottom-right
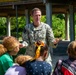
(22, 41), (52, 75)
(52, 41), (76, 75)
(0, 36), (20, 75)
(5, 55), (32, 75)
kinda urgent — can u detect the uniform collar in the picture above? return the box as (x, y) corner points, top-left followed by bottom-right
(32, 22), (43, 31)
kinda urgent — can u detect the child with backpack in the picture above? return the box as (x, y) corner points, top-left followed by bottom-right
(52, 41), (76, 75)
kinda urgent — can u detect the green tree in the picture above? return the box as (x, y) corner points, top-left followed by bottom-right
(0, 14), (65, 40)
(0, 17), (6, 36)
(52, 14), (65, 39)
(11, 16), (25, 38)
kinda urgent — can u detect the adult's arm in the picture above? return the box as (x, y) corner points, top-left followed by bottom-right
(22, 25), (30, 47)
(46, 24), (58, 48)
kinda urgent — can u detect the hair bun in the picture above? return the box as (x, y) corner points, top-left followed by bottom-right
(37, 41), (41, 45)
(35, 41), (45, 47)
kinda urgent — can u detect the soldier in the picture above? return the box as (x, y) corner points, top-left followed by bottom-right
(22, 8), (59, 67)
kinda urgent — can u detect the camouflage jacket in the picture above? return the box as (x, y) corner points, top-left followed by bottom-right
(22, 22), (56, 57)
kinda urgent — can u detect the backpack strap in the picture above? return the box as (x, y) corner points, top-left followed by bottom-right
(53, 59), (76, 75)
(52, 59), (63, 75)
(62, 59), (76, 75)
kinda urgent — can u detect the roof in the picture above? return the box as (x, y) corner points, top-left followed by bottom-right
(0, 0), (76, 17)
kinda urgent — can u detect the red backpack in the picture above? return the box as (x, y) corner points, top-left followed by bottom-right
(52, 59), (76, 75)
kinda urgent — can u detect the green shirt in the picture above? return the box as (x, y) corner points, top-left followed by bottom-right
(0, 53), (13, 75)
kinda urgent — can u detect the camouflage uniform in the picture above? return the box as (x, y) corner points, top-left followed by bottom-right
(22, 22), (56, 66)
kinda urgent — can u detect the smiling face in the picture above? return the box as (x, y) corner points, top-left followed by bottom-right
(31, 8), (42, 27)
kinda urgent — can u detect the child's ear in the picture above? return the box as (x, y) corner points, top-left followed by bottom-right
(44, 51), (48, 57)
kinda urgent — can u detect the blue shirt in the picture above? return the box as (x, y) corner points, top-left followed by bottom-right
(25, 60), (52, 75)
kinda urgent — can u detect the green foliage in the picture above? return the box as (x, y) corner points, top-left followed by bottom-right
(74, 13), (76, 38)
(0, 17), (6, 36)
(55, 14), (65, 19)
(52, 14), (65, 39)
(11, 16), (25, 37)
(41, 16), (46, 23)
(0, 14), (65, 40)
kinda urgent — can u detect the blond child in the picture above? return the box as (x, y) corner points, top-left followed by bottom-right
(5, 55), (32, 75)
(0, 36), (20, 75)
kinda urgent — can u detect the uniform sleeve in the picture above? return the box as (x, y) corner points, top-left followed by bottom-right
(46, 24), (57, 48)
(22, 25), (29, 47)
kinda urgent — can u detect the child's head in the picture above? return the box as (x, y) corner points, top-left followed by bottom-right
(0, 44), (7, 56)
(67, 41), (76, 59)
(15, 55), (32, 65)
(2, 36), (20, 55)
(35, 41), (48, 60)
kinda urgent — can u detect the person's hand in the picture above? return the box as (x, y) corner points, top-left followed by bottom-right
(19, 41), (28, 48)
(19, 43), (24, 48)
(53, 38), (61, 45)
